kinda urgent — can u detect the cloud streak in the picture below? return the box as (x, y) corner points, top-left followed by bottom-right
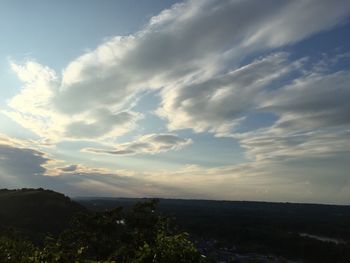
(84, 133), (192, 155)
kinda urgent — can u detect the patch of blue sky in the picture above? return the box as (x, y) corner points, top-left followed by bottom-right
(57, 140), (103, 152)
(0, 61), (23, 103)
(0, 114), (39, 140)
(132, 90), (160, 113)
(285, 22), (350, 62)
(282, 22), (350, 77)
(171, 130), (246, 167)
(235, 112), (278, 133)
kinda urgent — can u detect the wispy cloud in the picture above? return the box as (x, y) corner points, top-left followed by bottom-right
(84, 133), (192, 155)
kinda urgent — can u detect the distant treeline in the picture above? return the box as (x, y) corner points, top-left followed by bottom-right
(77, 197), (350, 263)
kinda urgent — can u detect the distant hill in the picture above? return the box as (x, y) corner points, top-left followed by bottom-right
(0, 188), (86, 238)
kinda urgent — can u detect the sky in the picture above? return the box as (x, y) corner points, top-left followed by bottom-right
(0, 0), (350, 204)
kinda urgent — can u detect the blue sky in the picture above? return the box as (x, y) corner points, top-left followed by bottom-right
(0, 0), (350, 204)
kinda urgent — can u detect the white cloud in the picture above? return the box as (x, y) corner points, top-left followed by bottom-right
(4, 0), (349, 144)
(4, 60), (140, 142)
(4, 61), (65, 141)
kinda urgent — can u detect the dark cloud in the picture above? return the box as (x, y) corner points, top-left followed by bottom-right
(0, 142), (80, 195)
(0, 144), (49, 188)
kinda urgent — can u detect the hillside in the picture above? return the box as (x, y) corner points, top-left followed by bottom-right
(0, 188), (86, 237)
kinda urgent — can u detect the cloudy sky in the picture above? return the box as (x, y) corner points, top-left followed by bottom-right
(1, 0), (350, 204)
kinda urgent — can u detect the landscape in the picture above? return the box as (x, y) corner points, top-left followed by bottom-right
(0, 0), (350, 262)
(1, 188), (350, 262)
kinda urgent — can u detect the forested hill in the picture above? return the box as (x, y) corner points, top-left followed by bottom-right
(0, 188), (86, 236)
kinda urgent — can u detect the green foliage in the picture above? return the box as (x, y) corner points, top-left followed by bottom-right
(0, 199), (206, 263)
(0, 232), (36, 263)
(138, 232), (205, 263)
